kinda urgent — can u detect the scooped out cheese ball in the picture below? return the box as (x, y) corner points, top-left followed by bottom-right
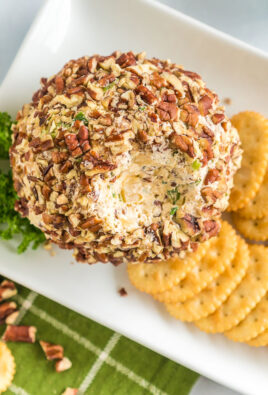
(10, 51), (242, 264)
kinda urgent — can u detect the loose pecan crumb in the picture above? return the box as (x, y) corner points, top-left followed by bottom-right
(2, 325), (37, 343)
(40, 341), (64, 360)
(0, 301), (18, 325)
(55, 357), (72, 373)
(118, 287), (127, 297)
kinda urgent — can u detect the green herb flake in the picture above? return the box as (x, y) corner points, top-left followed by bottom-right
(170, 206), (178, 216)
(172, 150), (178, 157)
(74, 112), (88, 126)
(139, 106), (146, 111)
(112, 193), (116, 198)
(167, 187), (180, 205)
(192, 159), (201, 171)
(103, 82), (115, 92)
(162, 181), (168, 185)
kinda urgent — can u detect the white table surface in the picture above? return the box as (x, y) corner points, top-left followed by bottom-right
(1, 1), (267, 394)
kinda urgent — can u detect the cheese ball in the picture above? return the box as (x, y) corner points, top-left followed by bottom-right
(10, 51), (242, 264)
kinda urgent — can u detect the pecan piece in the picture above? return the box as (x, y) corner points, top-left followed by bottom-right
(118, 287), (127, 297)
(162, 233), (171, 247)
(80, 174), (91, 193)
(55, 357), (72, 373)
(182, 104), (200, 127)
(94, 252), (109, 263)
(157, 101), (178, 121)
(198, 95), (213, 116)
(201, 187), (221, 203)
(162, 93), (176, 103)
(106, 134), (124, 142)
(71, 147), (83, 158)
(212, 113), (225, 124)
(137, 129), (149, 143)
(51, 151), (68, 164)
(171, 134), (195, 158)
(135, 85), (156, 104)
(99, 114), (112, 126)
(40, 341), (64, 360)
(201, 125), (214, 140)
(98, 73), (115, 87)
(80, 216), (102, 230)
(203, 220), (220, 237)
(55, 76), (64, 94)
(14, 198), (29, 217)
(29, 137), (41, 148)
(116, 52), (136, 68)
(81, 140), (91, 153)
(204, 169), (220, 185)
(200, 138), (214, 166)
(0, 301), (18, 325)
(62, 389), (78, 395)
(177, 214), (200, 236)
(0, 280), (17, 302)
(60, 160), (73, 174)
(78, 125), (89, 140)
(88, 86), (103, 101)
(37, 138), (54, 152)
(150, 72), (166, 89)
(88, 56), (98, 73)
(178, 68), (201, 80)
(2, 325), (36, 343)
(65, 134), (79, 151)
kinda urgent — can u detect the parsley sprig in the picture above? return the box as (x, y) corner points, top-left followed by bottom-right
(167, 186), (180, 205)
(0, 112), (46, 253)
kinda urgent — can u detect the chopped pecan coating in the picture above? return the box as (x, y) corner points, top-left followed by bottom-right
(10, 51), (242, 263)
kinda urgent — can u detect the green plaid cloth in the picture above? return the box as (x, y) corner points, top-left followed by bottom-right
(0, 278), (199, 395)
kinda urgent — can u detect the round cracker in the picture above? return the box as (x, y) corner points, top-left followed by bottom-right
(228, 112), (268, 211)
(154, 222), (237, 303)
(196, 244), (268, 333)
(237, 171), (268, 219)
(127, 241), (209, 294)
(247, 327), (268, 347)
(225, 292), (268, 343)
(0, 342), (16, 393)
(232, 213), (268, 241)
(165, 235), (248, 322)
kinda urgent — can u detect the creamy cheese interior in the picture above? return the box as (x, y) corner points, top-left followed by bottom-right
(92, 147), (205, 235)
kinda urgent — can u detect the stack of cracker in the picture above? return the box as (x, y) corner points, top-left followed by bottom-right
(128, 112), (268, 347)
